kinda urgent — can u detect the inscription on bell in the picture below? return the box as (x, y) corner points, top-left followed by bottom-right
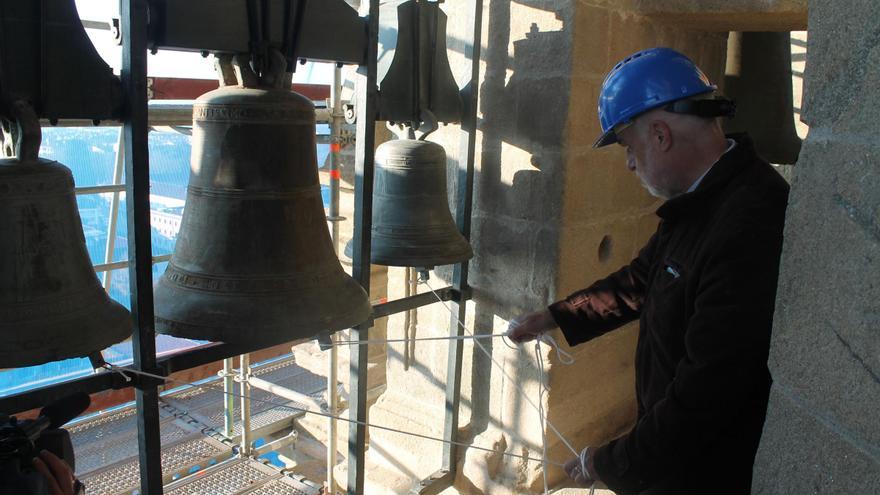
(194, 104), (313, 125)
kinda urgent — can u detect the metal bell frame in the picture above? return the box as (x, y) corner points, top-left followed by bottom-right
(0, 1), (484, 494)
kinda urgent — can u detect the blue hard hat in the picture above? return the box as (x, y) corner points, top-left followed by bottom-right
(593, 47), (717, 148)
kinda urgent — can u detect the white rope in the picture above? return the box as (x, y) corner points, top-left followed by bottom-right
(98, 278), (589, 489)
(330, 333), (505, 346)
(99, 363), (567, 468)
(420, 279), (581, 460)
(537, 334), (574, 365)
(535, 339), (550, 494)
(420, 279), (598, 493)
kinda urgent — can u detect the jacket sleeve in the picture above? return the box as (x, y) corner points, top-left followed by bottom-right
(548, 231), (658, 347)
(591, 218), (783, 493)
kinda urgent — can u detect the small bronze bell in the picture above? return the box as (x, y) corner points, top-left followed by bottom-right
(0, 157), (131, 368)
(154, 86), (371, 346)
(352, 138), (472, 268)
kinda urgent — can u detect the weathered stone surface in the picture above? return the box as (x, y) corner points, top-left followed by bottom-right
(800, 0), (880, 132)
(467, 214), (559, 310)
(753, 0), (880, 491)
(767, 139), (880, 445)
(556, 212), (659, 298)
(642, 11), (806, 32)
(458, 429), (508, 494)
(753, 384), (880, 494)
(579, 0), (808, 31)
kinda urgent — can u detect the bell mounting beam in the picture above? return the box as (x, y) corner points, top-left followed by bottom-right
(144, 0), (366, 65)
(347, 0), (381, 491)
(121, 1), (164, 494)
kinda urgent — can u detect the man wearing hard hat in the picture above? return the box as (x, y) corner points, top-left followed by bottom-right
(508, 47), (790, 495)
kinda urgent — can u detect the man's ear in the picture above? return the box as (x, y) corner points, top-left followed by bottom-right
(650, 120), (673, 151)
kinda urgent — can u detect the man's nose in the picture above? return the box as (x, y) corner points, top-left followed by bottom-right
(626, 153), (636, 172)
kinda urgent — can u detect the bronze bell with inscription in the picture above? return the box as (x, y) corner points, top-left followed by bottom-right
(0, 102), (130, 367)
(154, 86), (371, 346)
(359, 138), (473, 268)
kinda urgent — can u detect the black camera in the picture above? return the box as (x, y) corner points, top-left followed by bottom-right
(0, 393), (89, 495)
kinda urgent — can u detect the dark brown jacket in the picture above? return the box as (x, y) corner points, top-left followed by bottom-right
(549, 135), (789, 495)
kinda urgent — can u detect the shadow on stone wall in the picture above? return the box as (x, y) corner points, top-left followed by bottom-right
(458, 0), (575, 489)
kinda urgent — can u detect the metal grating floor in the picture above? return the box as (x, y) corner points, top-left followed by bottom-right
(67, 355), (324, 495)
(161, 357), (326, 440)
(163, 458), (318, 495)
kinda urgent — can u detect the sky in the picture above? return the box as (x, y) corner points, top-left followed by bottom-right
(75, 0), (333, 83)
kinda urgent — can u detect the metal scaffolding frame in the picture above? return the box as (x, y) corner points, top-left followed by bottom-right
(0, 0), (484, 493)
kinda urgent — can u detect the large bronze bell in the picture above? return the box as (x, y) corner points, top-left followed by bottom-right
(154, 86), (371, 346)
(724, 32), (802, 164)
(361, 138), (472, 268)
(0, 157), (131, 368)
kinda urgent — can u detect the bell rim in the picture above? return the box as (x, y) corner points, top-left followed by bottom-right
(153, 274), (372, 346)
(0, 298), (130, 368)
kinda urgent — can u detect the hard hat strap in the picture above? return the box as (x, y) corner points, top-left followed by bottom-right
(664, 97), (736, 118)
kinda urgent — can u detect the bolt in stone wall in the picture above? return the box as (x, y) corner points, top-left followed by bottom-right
(752, 0), (880, 492)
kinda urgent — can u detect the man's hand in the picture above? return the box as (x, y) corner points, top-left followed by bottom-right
(506, 309), (557, 343)
(31, 450), (82, 495)
(564, 446), (598, 487)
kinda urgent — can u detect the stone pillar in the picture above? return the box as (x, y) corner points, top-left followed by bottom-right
(752, 1), (880, 493)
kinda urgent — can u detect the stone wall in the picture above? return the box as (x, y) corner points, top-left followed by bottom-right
(752, 0), (880, 493)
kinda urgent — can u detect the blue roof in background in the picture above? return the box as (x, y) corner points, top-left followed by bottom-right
(148, 131), (192, 200)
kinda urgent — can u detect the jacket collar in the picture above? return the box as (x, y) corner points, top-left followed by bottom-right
(656, 133), (757, 220)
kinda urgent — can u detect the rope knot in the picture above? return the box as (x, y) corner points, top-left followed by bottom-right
(536, 334), (575, 365)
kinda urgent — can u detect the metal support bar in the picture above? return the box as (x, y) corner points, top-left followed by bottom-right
(252, 430), (298, 456)
(121, 1), (163, 494)
(412, 469), (452, 495)
(239, 354), (253, 456)
(347, 1), (380, 492)
(42, 100), (331, 127)
(371, 287), (456, 319)
(101, 127), (126, 290)
(327, 330), (339, 490)
(0, 286), (458, 414)
(440, 0), (483, 482)
(93, 254), (172, 274)
(327, 63), (344, 493)
(76, 183), (127, 195)
(246, 375), (325, 411)
(222, 358), (235, 438)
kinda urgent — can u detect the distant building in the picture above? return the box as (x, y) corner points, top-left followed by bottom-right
(150, 196), (185, 240)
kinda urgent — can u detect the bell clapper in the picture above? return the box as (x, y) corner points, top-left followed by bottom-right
(417, 268), (431, 283)
(416, 108), (438, 139)
(87, 351), (109, 371)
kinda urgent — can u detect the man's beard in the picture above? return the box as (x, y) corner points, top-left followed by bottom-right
(637, 174), (673, 200)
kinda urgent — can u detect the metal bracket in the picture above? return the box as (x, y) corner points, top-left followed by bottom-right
(315, 330), (334, 351)
(410, 469), (452, 495)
